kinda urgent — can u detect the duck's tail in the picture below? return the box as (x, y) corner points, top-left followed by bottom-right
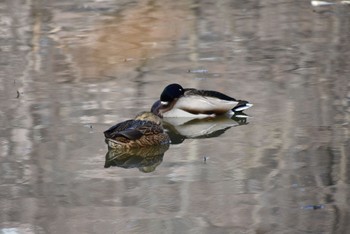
(232, 100), (253, 112)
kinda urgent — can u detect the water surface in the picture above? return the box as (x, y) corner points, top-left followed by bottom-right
(0, 0), (349, 233)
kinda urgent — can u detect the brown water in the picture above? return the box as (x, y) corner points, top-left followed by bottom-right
(1, 0), (349, 233)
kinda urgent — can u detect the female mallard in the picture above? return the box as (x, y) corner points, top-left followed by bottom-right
(104, 112), (171, 149)
(151, 83), (253, 118)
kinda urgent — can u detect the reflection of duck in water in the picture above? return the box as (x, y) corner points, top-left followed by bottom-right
(151, 83), (253, 119)
(104, 112), (171, 149)
(163, 114), (250, 144)
(104, 145), (169, 173)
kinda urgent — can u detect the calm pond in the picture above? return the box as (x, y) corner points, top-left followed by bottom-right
(0, 0), (349, 233)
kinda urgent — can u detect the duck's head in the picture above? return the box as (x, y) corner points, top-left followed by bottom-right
(134, 111), (162, 125)
(160, 83), (184, 105)
(151, 84), (185, 117)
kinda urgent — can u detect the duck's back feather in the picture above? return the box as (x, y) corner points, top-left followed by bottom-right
(104, 112), (171, 149)
(173, 93), (239, 115)
(105, 120), (166, 142)
(104, 119), (134, 139)
(184, 89), (237, 101)
(116, 128), (144, 140)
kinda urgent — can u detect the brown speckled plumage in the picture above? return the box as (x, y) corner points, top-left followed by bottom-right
(104, 112), (170, 149)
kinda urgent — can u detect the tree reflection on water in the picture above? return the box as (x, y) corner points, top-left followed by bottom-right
(0, 0), (349, 233)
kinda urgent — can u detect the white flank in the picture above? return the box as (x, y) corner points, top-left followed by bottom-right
(224, 110), (235, 118)
(175, 96), (238, 112)
(163, 109), (213, 118)
(311, 1), (335, 6)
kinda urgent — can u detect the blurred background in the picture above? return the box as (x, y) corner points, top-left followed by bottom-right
(0, 0), (349, 233)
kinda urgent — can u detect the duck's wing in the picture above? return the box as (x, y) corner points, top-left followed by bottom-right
(183, 89), (253, 113)
(104, 119), (134, 139)
(172, 89), (239, 115)
(185, 89), (237, 101)
(193, 90), (253, 111)
(109, 121), (165, 140)
(116, 128), (144, 140)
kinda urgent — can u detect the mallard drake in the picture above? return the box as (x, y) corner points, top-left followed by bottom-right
(104, 112), (171, 149)
(151, 83), (253, 118)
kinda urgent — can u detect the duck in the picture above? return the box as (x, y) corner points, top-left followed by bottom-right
(151, 83), (253, 118)
(104, 112), (171, 149)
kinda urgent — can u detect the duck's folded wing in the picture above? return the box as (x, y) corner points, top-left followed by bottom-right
(117, 123), (165, 140)
(185, 89), (237, 101)
(195, 90), (253, 111)
(175, 95), (238, 114)
(104, 119), (134, 138)
(115, 128), (144, 140)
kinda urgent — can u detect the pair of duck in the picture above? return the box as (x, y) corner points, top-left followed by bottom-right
(104, 83), (253, 149)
